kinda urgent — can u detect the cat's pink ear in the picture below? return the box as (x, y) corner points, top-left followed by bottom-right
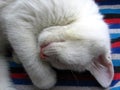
(87, 55), (114, 88)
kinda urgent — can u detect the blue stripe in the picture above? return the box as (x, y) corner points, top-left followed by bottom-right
(97, 0), (120, 5)
(9, 61), (22, 67)
(100, 9), (120, 14)
(109, 24), (120, 29)
(12, 79), (32, 85)
(112, 47), (120, 54)
(12, 78), (120, 87)
(110, 34), (120, 39)
(112, 60), (120, 67)
(111, 86), (120, 90)
(110, 80), (120, 87)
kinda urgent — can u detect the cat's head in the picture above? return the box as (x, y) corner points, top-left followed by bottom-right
(38, 26), (114, 88)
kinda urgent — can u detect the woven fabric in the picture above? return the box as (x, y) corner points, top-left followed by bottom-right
(8, 0), (120, 90)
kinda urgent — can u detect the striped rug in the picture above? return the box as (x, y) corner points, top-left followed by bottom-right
(9, 0), (120, 90)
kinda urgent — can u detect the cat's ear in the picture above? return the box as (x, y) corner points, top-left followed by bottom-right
(87, 54), (114, 88)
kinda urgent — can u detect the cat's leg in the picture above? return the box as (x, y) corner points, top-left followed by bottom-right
(4, 23), (56, 89)
(0, 56), (16, 90)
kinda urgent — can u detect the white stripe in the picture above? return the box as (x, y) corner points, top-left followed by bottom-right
(109, 29), (120, 34)
(100, 5), (120, 9)
(112, 54), (120, 60)
(111, 82), (120, 89)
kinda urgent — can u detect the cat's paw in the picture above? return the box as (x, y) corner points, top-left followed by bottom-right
(29, 66), (56, 89)
(32, 72), (56, 89)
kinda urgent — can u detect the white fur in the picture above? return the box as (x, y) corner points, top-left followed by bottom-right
(0, 0), (114, 90)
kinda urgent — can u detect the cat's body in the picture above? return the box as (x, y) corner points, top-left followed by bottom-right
(0, 0), (114, 90)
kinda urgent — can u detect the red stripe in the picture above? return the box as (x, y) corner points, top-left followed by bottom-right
(11, 73), (95, 80)
(104, 18), (120, 24)
(113, 73), (120, 80)
(112, 41), (120, 48)
(11, 73), (120, 81)
(11, 73), (29, 79)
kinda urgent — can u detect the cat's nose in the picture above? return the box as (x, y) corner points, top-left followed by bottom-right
(40, 43), (50, 59)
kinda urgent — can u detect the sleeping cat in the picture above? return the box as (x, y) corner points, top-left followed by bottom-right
(0, 0), (114, 90)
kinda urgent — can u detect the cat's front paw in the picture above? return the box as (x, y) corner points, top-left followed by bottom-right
(29, 66), (56, 89)
(32, 72), (56, 89)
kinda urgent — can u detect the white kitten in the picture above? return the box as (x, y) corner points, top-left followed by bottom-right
(0, 0), (114, 90)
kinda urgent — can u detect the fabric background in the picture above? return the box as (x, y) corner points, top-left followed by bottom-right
(8, 0), (120, 90)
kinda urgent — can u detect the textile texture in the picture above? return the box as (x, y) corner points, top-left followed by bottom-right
(8, 0), (120, 90)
